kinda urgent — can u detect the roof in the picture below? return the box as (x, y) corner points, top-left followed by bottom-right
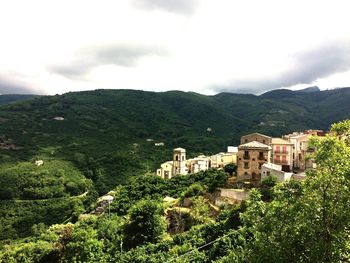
(239, 141), (271, 150)
(173, 147), (186, 152)
(163, 196), (176, 202)
(271, 138), (293, 145)
(161, 161), (173, 167)
(241, 132), (271, 139)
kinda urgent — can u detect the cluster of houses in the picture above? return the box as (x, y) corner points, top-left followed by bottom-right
(157, 130), (325, 184)
(157, 147), (238, 179)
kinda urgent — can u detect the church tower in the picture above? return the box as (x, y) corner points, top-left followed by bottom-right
(172, 148), (187, 175)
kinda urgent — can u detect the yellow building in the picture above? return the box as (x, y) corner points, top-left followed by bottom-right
(237, 141), (271, 182)
(157, 161), (173, 179)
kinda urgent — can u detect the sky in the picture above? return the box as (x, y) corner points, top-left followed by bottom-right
(0, 0), (350, 95)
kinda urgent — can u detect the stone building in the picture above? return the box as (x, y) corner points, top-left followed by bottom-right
(237, 141), (271, 182)
(172, 147), (188, 175)
(240, 132), (272, 145)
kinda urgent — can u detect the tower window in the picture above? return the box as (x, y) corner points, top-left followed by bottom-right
(175, 155), (179, 161)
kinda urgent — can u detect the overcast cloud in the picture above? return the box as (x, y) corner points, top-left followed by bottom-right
(0, 0), (350, 95)
(132, 0), (198, 15)
(0, 76), (34, 94)
(49, 44), (168, 79)
(214, 40), (350, 94)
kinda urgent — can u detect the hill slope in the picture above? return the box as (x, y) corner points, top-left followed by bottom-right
(0, 88), (349, 193)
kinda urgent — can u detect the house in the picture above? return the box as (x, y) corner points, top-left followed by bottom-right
(187, 155), (210, 173)
(237, 141), (271, 182)
(154, 142), (165, 146)
(35, 160), (44, 166)
(283, 130), (325, 171)
(157, 161), (173, 179)
(53, 117), (64, 121)
(270, 138), (293, 172)
(240, 132), (272, 145)
(261, 163), (293, 182)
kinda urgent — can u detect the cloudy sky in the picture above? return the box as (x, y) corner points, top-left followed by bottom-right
(0, 0), (350, 95)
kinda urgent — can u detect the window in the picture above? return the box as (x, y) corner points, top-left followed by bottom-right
(282, 146), (287, 153)
(276, 146), (280, 153)
(258, 152), (264, 160)
(259, 162), (264, 169)
(182, 156), (185, 161)
(275, 155), (280, 162)
(263, 140), (266, 144)
(244, 162), (249, 169)
(245, 139), (248, 143)
(175, 155), (179, 161)
(244, 151), (250, 159)
(282, 155), (287, 163)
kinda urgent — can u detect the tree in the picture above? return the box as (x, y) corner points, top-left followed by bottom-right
(224, 163), (237, 176)
(123, 200), (167, 249)
(241, 130), (350, 262)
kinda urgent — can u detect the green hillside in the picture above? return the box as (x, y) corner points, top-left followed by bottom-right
(0, 88), (350, 194)
(0, 160), (91, 240)
(0, 88), (350, 256)
(0, 94), (37, 105)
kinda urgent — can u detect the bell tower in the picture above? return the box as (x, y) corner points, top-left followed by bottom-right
(172, 148), (187, 175)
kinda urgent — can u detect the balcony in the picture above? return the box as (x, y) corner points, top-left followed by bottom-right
(274, 150), (288, 154)
(274, 159), (288, 164)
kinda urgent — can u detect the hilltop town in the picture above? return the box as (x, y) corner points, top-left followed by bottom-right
(157, 129), (325, 203)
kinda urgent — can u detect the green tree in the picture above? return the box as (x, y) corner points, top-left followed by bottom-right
(124, 200), (167, 249)
(224, 163), (237, 176)
(241, 132), (350, 262)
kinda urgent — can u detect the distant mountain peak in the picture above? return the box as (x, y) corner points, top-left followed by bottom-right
(297, 86), (320, 93)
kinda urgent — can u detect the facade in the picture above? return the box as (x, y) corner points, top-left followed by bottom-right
(210, 151), (237, 169)
(270, 138), (293, 172)
(187, 155), (210, 173)
(237, 141), (271, 182)
(172, 148), (188, 176)
(157, 161), (173, 179)
(283, 130), (325, 171)
(240, 132), (272, 145)
(261, 163), (293, 182)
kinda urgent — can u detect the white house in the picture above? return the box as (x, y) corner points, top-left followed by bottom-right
(261, 163), (293, 182)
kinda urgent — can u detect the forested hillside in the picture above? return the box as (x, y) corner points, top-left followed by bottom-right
(1, 120), (350, 262)
(0, 88), (350, 192)
(0, 88), (350, 248)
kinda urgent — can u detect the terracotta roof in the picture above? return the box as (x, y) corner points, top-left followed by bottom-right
(271, 138), (293, 145)
(241, 132), (271, 139)
(238, 141), (271, 150)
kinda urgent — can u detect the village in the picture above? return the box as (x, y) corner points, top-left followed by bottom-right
(156, 129), (325, 204)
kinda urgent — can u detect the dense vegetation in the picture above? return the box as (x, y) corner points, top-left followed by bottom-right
(0, 160), (92, 241)
(0, 88), (350, 193)
(1, 88), (350, 261)
(0, 120), (350, 262)
(0, 94), (37, 105)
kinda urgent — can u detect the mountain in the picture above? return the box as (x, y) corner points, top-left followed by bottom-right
(0, 94), (37, 105)
(296, 86), (321, 93)
(0, 88), (349, 192)
(0, 87), (350, 241)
